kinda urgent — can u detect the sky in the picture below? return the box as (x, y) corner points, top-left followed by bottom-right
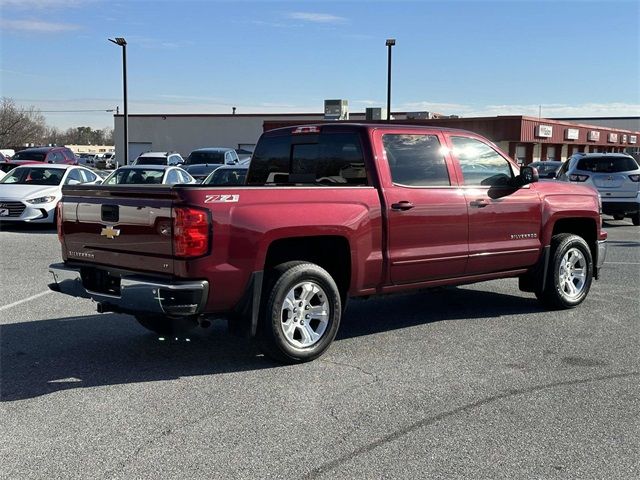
(1, 0), (639, 130)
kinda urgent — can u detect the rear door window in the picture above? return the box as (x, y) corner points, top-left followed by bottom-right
(382, 134), (450, 186)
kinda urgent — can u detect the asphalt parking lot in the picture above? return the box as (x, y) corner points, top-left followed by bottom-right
(1, 219), (639, 479)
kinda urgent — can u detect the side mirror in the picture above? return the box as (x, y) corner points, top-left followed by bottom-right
(94, 179), (103, 185)
(519, 166), (538, 185)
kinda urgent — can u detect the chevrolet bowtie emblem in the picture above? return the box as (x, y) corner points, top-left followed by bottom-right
(101, 226), (121, 239)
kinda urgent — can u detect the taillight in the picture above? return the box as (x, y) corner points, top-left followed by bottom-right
(569, 174), (589, 182)
(629, 174), (640, 182)
(173, 206), (210, 258)
(56, 202), (63, 243)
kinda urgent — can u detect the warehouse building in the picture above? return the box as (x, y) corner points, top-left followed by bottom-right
(114, 112), (639, 165)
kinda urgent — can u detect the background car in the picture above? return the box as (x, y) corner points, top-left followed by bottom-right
(556, 153), (640, 225)
(202, 164), (248, 185)
(1, 160), (42, 174)
(182, 163), (225, 183)
(12, 146), (77, 164)
(132, 151), (184, 166)
(529, 160), (563, 179)
(0, 164), (101, 223)
(235, 148), (253, 162)
(102, 165), (196, 185)
(77, 153), (97, 166)
(186, 147), (239, 166)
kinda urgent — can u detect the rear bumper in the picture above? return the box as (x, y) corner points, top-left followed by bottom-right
(48, 263), (209, 317)
(602, 199), (639, 216)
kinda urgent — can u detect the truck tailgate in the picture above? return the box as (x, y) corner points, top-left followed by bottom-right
(60, 186), (177, 275)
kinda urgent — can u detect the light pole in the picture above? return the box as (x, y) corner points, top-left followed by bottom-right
(109, 37), (128, 165)
(385, 38), (395, 122)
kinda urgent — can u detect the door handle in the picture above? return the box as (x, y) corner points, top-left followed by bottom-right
(469, 199), (489, 208)
(391, 201), (415, 211)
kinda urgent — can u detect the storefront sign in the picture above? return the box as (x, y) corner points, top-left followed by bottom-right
(630, 135), (637, 144)
(587, 131), (600, 141)
(565, 128), (579, 140)
(608, 133), (618, 143)
(535, 125), (553, 138)
(622, 134), (628, 143)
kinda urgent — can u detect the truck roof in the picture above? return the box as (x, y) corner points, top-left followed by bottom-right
(262, 122), (478, 137)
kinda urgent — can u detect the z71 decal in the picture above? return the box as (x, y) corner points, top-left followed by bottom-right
(204, 194), (240, 203)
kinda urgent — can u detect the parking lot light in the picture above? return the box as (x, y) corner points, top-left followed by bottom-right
(108, 37), (128, 165)
(385, 38), (396, 122)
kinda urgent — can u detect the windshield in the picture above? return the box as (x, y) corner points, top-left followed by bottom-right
(135, 157), (166, 166)
(204, 168), (247, 185)
(13, 151), (46, 161)
(104, 168), (165, 185)
(576, 156), (639, 173)
(0, 167), (64, 185)
(187, 151), (225, 164)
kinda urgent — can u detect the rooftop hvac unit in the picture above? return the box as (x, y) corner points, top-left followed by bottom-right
(324, 99), (349, 120)
(365, 108), (386, 120)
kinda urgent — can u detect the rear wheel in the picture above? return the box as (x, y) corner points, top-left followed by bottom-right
(535, 234), (593, 309)
(258, 261), (341, 363)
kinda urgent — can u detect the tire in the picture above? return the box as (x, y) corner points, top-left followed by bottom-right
(135, 315), (196, 336)
(257, 261), (342, 363)
(632, 213), (640, 226)
(613, 214), (624, 221)
(535, 234), (593, 309)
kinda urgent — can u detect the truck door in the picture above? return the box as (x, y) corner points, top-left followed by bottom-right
(446, 134), (542, 275)
(375, 129), (469, 284)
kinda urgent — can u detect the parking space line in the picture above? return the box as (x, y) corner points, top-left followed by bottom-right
(605, 261), (640, 265)
(0, 290), (52, 312)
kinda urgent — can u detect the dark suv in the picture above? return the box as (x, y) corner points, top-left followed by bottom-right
(12, 147), (77, 165)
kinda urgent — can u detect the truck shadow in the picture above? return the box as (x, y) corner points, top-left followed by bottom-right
(1, 287), (544, 401)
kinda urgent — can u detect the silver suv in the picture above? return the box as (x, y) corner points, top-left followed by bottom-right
(557, 153), (640, 225)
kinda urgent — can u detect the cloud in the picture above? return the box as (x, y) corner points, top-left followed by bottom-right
(0, 19), (81, 33)
(286, 12), (347, 24)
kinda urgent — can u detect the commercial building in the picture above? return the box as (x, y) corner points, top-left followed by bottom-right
(114, 113), (639, 165)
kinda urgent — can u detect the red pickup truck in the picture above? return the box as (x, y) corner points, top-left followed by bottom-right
(49, 123), (607, 363)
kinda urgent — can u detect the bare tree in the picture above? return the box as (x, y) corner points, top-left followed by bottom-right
(0, 97), (46, 147)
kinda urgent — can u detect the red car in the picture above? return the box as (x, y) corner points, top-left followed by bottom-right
(0, 160), (41, 175)
(12, 146), (77, 164)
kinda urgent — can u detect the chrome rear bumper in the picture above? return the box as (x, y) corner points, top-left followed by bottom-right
(48, 263), (209, 317)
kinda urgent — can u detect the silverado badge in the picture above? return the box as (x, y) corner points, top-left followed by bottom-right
(101, 226), (121, 239)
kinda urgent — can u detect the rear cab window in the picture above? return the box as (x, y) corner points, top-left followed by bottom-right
(576, 156), (639, 173)
(247, 129), (369, 186)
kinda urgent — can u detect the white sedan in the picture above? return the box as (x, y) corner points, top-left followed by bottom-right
(0, 164), (101, 223)
(102, 165), (196, 185)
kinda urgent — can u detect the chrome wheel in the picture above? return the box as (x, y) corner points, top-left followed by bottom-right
(558, 247), (587, 299)
(280, 281), (330, 348)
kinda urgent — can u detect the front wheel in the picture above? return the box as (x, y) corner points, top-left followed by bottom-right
(258, 262), (342, 363)
(535, 234), (593, 309)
